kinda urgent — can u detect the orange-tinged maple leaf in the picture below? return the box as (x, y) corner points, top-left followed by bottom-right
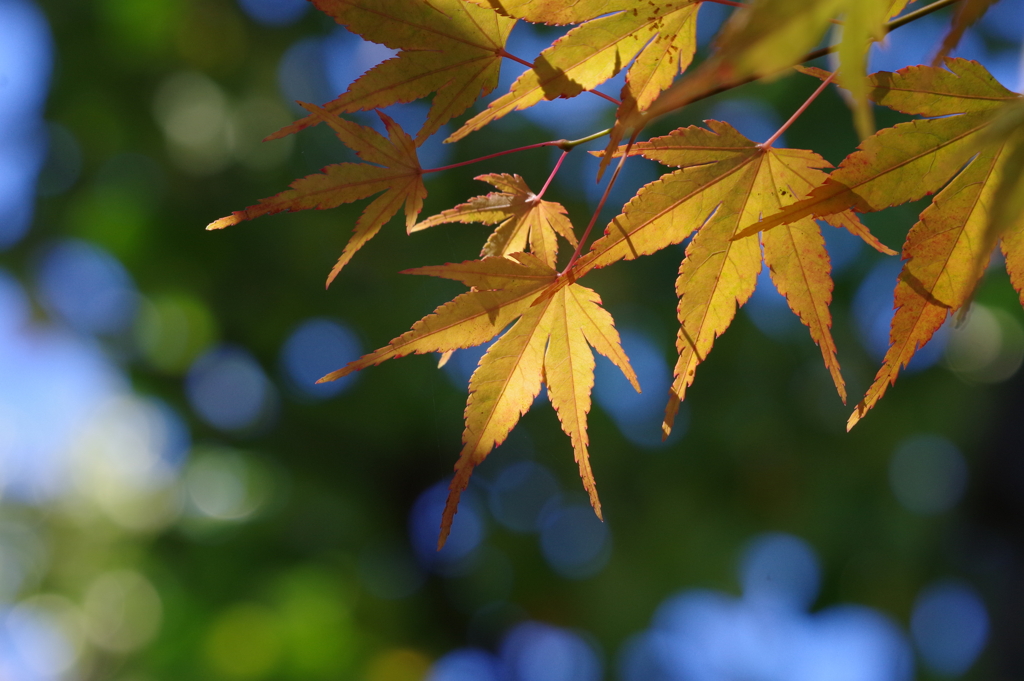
(740, 59), (1023, 428)
(207, 104), (426, 287)
(410, 174), (577, 268)
(847, 141), (1020, 430)
(448, 0), (699, 143)
(267, 0), (515, 144)
(596, 0), (907, 174)
(577, 121), (873, 434)
(320, 253), (638, 547)
(738, 60), (1021, 241)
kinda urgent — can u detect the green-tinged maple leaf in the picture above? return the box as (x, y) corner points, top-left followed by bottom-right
(847, 140), (1021, 430)
(448, 0), (699, 143)
(597, 0), (906, 173)
(207, 104), (426, 287)
(410, 174), (577, 268)
(981, 100), (1024, 275)
(710, 0), (906, 138)
(320, 253), (638, 547)
(739, 60), (1021, 240)
(578, 121), (888, 434)
(267, 0), (515, 144)
(738, 59), (1023, 428)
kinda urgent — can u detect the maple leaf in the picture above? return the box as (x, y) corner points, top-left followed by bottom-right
(597, 0), (907, 174)
(449, 0), (699, 143)
(737, 59), (1023, 428)
(320, 253), (638, 547)
(575, 121), (894, 435)
(703, 0), (908, 138)
(208, 104), (426, 287)
(266, 0), (515, 145)
(410, 174), (577, 268)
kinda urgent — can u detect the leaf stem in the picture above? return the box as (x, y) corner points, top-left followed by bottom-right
(561, 134), (635, 275)
(760, 70), (836, 149)
(422, 141), (563, 174)
(535, 150), (568, 201)
(561, 128), (613, 150)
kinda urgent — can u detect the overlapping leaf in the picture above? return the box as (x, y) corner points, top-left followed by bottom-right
(575, 121), (893, 436)
(208, 104), (426, 286)
(410, 174), (577, 268)
(737, 59), (1023, 428)
(449, 0), (699, 142)
(599, 0), (907, 174)
(267, 0), (515, 144)
(320, 253), (638, 547)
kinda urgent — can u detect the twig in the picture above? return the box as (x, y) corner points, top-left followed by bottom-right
(422, 141), (564, 174)
(761, 70), (837, 149)
(535, 150), (568, 201)
(561, 133), (636, 275)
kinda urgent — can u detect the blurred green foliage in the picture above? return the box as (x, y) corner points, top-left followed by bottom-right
(11, 0), (1022, 679)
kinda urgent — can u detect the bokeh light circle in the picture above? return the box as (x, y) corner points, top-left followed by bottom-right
(185, 345), (276, 432)
(911, 580), (989, 676)
(539, 503), (610, 580)
(280, 317), (362, 399)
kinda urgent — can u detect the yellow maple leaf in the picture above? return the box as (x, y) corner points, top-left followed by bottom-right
(576, 121), (894, 434)
(449, 0), (699, 143)
(321, 253), (638, 547)
(739, 60), (1021, 240)
(736, 59), (1023, 428)
(208, 104), (426, 287)
(410, 173), (577, 268)
(597, 0), (908, 175)
(267, 0), (515, 145)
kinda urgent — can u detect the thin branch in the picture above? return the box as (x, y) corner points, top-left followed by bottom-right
(535, 151), (568, 201)
(887, 0), (963, 31)
(561, 128), (613, 150)
(561, 133), (636, 275)
(422, 141), (563, 174)
(761, 70), (836, 149)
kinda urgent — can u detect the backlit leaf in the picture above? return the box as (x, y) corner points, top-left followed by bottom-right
(321, 253), (638, 547)
(738, 60), (1019, 239)
(449, 0), (699, 142)
(410, 174), (577, 268)
(848, 140), (1017, 429)
(578, 121), (870, 434)
(598, 0), (907, 172)
(208, 104), (426, 287)
(740, 59), (1023, 427)
(268, 0), (515, 144)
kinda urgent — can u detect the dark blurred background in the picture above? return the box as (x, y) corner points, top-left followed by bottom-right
(0, 0), (1022, 679)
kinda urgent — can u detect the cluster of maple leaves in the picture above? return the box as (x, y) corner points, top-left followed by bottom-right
(209, 0), (1024, 546)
